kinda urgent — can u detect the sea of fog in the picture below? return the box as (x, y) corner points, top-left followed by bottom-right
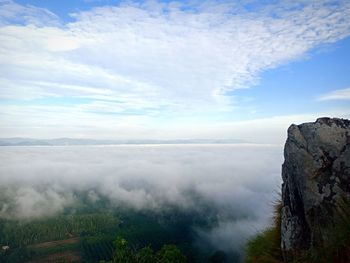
(0, 144), (283, 257)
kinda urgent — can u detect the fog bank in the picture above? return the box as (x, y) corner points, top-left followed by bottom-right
(0, 144), (283, 257)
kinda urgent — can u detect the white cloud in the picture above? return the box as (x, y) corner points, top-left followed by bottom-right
(318, 87), (350, 101)
(0, 144), (283, 253)
(0, 144), (284, 257)
(0, 0), (350, 138)
(0, 0), (59, 26)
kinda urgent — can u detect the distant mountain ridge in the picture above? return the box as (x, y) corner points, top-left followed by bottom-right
(0, 138), (247, 146)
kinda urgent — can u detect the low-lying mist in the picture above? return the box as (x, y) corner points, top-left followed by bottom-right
(0, 144), (283, 260)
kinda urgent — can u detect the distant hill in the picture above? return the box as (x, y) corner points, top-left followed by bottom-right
(0, 138), (247, 146)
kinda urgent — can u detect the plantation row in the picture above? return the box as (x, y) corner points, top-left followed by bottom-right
(81, 235), (115, 262)
(0, 213), (120, 246)
(0, 209), (227, 262)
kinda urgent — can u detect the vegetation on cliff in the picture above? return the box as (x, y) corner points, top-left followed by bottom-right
(245, 201), (282, 263)
(245, 198), (350, 263)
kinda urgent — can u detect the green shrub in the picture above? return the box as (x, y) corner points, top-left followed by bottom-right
(244, 200), (283, 263)
(245, 197), (350, 263)
(245, 228), (282, 263)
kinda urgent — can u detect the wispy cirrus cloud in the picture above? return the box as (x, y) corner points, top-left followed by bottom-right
(0, 0), (59, 26)
(318, 87), (350, 101)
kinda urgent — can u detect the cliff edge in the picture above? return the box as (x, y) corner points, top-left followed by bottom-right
(281, 117), (350, 260)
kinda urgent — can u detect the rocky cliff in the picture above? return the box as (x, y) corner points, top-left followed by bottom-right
(281, 117), (350, 260)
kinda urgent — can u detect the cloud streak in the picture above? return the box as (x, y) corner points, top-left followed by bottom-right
(318, 87), (350, 101)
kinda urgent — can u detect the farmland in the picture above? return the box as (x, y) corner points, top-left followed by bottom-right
(0, 201), (214, 262)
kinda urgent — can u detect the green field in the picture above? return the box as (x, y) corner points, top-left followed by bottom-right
(0, 207), (225, 262)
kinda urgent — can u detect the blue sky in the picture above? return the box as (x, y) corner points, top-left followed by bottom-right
(0, 0), (350, 143)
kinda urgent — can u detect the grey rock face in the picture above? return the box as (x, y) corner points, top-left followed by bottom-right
(281, 117), (350, 258)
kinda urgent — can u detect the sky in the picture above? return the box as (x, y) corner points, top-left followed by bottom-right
(0, 0), (350, 143)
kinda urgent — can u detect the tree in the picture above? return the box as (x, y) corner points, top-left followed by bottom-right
(156, 244), (186, 263)
(209, 250), (227, 263)
(112, 238), (134, 263)
(136, 246), (155, 263)
(110, 237), (187, 263)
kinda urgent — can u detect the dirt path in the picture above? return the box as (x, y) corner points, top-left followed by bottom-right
(27, 250), (81, 263)
(29, 237), (79, 249)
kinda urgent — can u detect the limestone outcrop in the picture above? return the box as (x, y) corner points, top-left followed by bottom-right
(281, 117), (350, 260)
